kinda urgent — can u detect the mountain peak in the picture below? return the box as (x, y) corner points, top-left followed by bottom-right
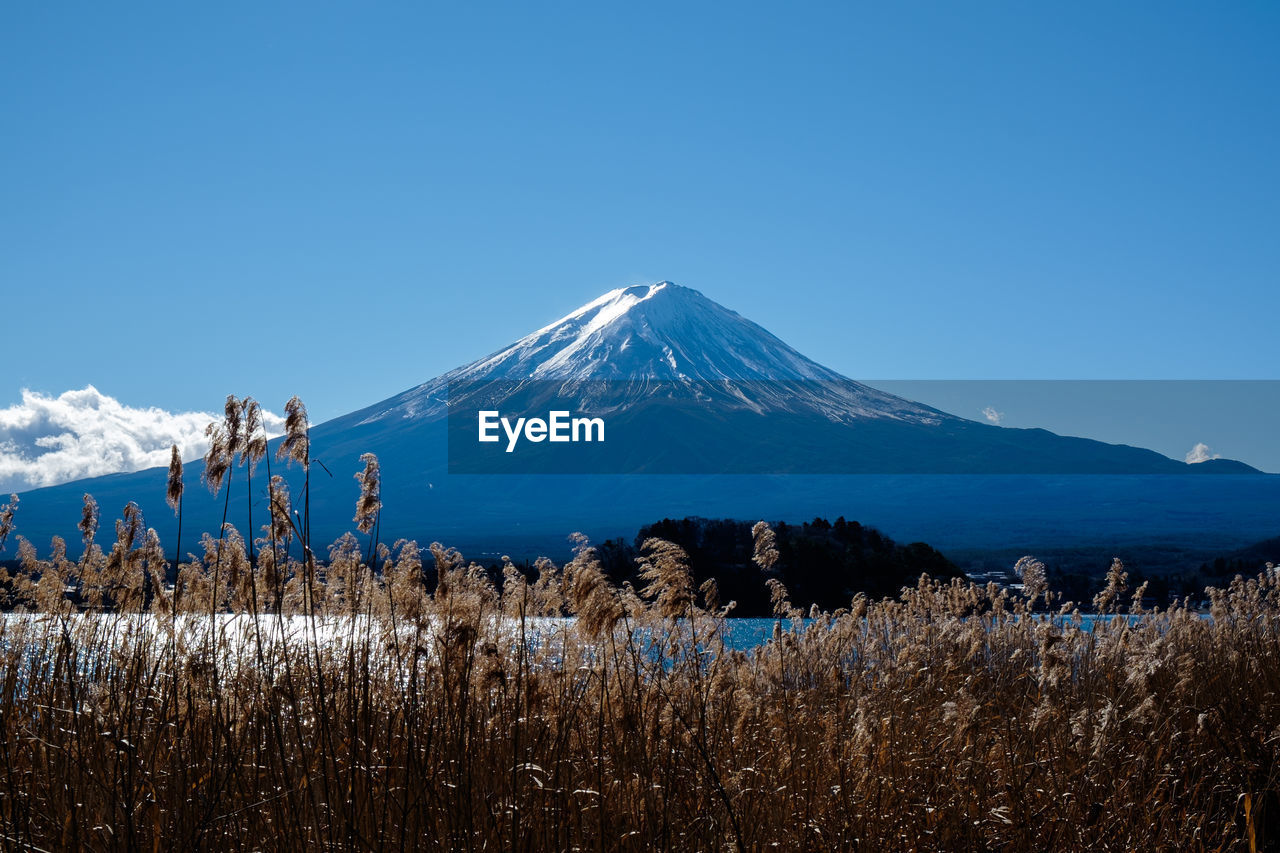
(618, 280), (700, 298)
(480, 280), (835, 383)
(536, 281), (702, 336)
(620, 281), (668, 298)
(353, 280), (946, 426)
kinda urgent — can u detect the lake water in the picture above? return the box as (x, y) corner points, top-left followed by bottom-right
(0, 612), (1165, 661)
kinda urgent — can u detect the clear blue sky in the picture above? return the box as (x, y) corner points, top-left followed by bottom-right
(4, 2), (1278, 425)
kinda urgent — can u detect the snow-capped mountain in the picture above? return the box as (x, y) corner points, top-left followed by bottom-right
(310, 280), (1251, 476)
(8, 281), (1272, 558)
(349, 281), (944, 426)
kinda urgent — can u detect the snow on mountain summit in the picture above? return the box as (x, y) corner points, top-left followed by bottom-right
(351, 282), (947, 425)
(464, 281), (841, 383)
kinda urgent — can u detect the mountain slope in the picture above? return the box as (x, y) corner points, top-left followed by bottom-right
(343, 281), (947, 427)
(325, 281), (1244, 474)
(8, 281), (1274, 559)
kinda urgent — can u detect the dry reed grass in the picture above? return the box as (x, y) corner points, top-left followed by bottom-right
(0, 398), (1277, 851)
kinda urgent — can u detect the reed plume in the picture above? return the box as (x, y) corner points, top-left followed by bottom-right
(242, 397), (267, 472)
(637, 536), (694, 619)
(77, 492), (98, 551)
(223, 394), (245, 461)
(564, 534), (623, 637)
(202, 423), (230, 494)
(166, 445), (184, 512)
(1093, 556), (1129, 614)
(751, 519), (778, 574)
(353, 452), (381, 535)
(268, 475), (294, 546)
(0, 493), (16, 553)
(1014, 554), (1048, 603)
(276, 395), (310, 466)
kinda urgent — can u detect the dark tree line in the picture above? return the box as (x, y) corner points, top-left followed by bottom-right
(586, 516), (961, 617)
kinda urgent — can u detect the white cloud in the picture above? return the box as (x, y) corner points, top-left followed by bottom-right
(0, 387), (282, 492)
(1184, 442), (1222, 465)
(981, 406), (1004, 425)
